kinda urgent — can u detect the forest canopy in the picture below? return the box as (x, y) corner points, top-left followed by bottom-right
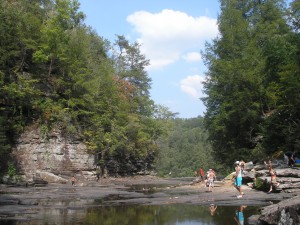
(0, 0), (172, 175)
(0, 0), (299, 177)
(202, 0), (300, 166)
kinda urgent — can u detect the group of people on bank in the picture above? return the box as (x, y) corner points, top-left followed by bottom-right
(196, 167), (217, 192)
(197, 162), (243, 196)
(197, 154), (288, 198)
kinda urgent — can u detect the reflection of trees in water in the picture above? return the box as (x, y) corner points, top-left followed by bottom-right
(82, 205), (259, 225)
(83, 205), (214, 225)
(16, 204), (260, 225)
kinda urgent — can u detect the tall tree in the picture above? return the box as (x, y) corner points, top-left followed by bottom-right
(261, 0), (300, 153)
(0, 0), (45, 131)
(113, 35), (153, 116)
(202, 0), (290, 165)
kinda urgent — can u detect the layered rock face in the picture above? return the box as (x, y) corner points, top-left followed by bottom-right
(12, 124), (95, 183)
(248, 196), (300, 225)
(241, 161), (300, 193)
(254, 195), (300, 225)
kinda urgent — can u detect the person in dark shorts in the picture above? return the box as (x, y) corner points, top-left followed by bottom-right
(284, 151), (296, 167)
(70, 176), (77, 186)
(96, 168), (101, 182)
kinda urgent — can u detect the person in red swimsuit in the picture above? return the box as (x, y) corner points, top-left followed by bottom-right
(199, 168), (205, 182)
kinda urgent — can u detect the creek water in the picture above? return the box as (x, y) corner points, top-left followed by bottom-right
(2, 204), (260, 225)
(1, 181), (266, 225)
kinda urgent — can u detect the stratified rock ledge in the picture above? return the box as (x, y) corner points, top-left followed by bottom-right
(249, 195), (300, 225)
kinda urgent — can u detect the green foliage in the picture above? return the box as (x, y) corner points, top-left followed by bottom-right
(2, 0), (298, 178)
(155, 117), (216, 177)
(254, 177), (268, 192)
(0, 111), (11, 171)
(40, 124), (49, 139)
(202, 0), (299, 167)
(0, 0), (167, 176)
(7, 162), (17, 178)
(289, 0), (300, 30)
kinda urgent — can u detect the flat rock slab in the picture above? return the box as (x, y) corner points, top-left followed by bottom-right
(0, 176), (299, 222)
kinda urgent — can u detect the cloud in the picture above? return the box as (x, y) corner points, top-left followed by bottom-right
(182, 51), (202, 62)
(180, 75), (205, 99)
(127, 9), (218, 69)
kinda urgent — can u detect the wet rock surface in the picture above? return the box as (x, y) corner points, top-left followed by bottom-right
(0, 175), (299, 224)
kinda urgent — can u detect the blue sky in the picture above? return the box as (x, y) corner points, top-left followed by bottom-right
(78, 0), (220, 118)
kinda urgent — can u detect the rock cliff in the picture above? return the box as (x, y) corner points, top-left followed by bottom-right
(11, 124), (95, 183)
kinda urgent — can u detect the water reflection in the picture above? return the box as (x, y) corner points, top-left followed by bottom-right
(234, 205), (247, 225)
(4, 204), (259, 225)
(209, 204), (218, 216)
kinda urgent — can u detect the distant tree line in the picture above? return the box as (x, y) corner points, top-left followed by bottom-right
(155, 117), (216, 177)
(202, 0), (300, 166)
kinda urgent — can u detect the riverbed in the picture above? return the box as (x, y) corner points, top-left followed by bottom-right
(0, 176), (297, 224)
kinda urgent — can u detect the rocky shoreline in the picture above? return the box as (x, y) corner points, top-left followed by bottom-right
(6, 120), (299, 224)
(0, 173), (299, 225)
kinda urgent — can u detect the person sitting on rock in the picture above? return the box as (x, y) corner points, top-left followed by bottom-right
(284, 151), (296, 168)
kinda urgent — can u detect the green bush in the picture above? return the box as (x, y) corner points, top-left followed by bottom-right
(254, 177), (268, 191)
(7, 162), (17, 178)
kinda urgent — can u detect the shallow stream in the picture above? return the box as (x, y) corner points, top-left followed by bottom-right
(0, 181), (271, 225)
(2, 204), (260, 225)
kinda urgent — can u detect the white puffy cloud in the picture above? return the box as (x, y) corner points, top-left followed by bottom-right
(127, 9), (218, 69)
(182, 51), (202, 62)
(180, 75), (205, 98)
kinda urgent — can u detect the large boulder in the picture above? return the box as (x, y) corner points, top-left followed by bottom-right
(36, 171), (68, 184)
(256, 195), (300, 225)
